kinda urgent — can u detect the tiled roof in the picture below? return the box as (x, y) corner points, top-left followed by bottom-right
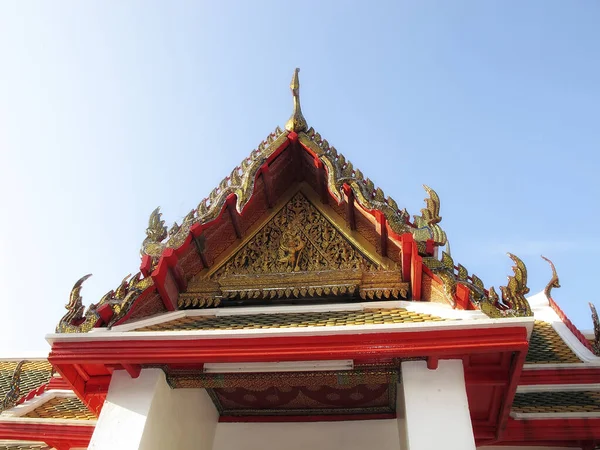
(525, 321), (581, 364)
(23, 397), (95, 421)
(0, 361), (52, 401)
(134, 308), (448, 332)
(0, 444), (50, 450)
(513, 391), (600, 414)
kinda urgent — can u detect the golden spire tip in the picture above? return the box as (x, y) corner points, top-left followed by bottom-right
(285, 68), (308, 133)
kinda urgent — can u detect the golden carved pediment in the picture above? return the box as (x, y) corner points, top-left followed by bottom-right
(181, 191), (408, 308)
(215, 193), (376, 276)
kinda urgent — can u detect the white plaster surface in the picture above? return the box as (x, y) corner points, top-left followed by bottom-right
(212, 420), (400, 450)
(88, 369), (218, 450)
(401, 359), (476, 450)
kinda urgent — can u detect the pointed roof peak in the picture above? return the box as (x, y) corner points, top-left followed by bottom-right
(285, 68), (308, 133)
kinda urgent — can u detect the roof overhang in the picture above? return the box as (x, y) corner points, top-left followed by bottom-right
(47, 317), (533, 440)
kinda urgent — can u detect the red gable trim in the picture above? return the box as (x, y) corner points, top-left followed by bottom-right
(549, 296), (595, 353)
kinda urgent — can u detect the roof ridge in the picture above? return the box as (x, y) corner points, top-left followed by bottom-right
(539, 256), (597, 355)
(54, 69), (455, 333)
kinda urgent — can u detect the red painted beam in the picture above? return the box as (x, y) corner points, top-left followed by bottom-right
(519, 367), (600, 385)
(342, 184), (356, 231)
(456, 284), (471, 310)
(427, 356), (439, 370)
(49, 327), (529, 367)
(313, 157), (329, 204)
(260, 165), (274, 208)
(151, 248), (186, 311)
(503, 417), (600, 442)
(496, 349), (527, 440)
(374, 211), (388, 257)
(465, 369), (510, 387)
(122, 363), (142, 379)
(411, 241), (422, 300)
(400, 233), (413, 282)
(0, 421), (94, 448)
(190, 223), (210, 269)
(226, 195), (243, 239)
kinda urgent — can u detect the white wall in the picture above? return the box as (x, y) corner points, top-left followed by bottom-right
(401, 360), (475, 450)
(139, 383), (218, 450)
(213, 420), (400, 450)
(89, 369), (218, 450)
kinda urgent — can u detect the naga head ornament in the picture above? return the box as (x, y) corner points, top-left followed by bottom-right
(541, 255), (561, 300)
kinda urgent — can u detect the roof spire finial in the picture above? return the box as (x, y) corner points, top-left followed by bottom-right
(285, 68), (308, 133)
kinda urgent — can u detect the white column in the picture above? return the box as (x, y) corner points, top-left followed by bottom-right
(88, 368), (218, 450)
(400, 359), (475, 450)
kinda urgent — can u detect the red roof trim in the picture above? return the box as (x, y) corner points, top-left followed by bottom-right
(0, 421), (94, 449)
(135, 136), (293, 316)
(520, 366), (600, 385)
(49, 327), (528, 366)
(549, 296), (595, 353)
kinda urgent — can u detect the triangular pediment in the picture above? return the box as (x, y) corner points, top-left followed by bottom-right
(181, 188), (408, 308)
(215, 191), (377, 275)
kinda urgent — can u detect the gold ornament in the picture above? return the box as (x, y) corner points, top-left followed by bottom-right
(541, 255), (561, 300)
(285, 68), (308, 132)
(0, 361), (25, 412)
(182, 192), (408, 308)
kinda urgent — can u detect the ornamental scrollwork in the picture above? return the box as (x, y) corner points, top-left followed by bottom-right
(182, 193), (408, 308)
(425, 252), (532, 318)
(214, 193), (376, 277)
(56, 272), (153, 333)
(140, 126), (289, 266)
(298, 129), (446, 245)
(0, 361), (25, 412)
(141, 207), (168, 260)
(590, 303), (600, 356)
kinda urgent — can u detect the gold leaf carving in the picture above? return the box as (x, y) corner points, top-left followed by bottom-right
(184, 192), (408, 308)
(213, 193), (376, 276)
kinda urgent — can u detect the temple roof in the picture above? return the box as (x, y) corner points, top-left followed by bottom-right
(0, 358), (96, 449)
(53, 73), (455, 333)
(526, 320), (582, 364)
(125, 307), (448, 332)
(0, 361), (52, 411)
(47, 71), (600, 397)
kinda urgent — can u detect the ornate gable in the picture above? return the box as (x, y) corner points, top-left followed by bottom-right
(214, 192), (377, 275)
(56, 68), (537, 334)
(180, 189), (408, 308)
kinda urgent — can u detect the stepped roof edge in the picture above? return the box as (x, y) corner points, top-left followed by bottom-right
(50, 69), (600, 350)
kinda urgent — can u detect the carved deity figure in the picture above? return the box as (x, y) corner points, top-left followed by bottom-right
(277, 229), (305, 272)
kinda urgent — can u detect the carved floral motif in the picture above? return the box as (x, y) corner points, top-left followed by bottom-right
(214, 193), (376, 277)
(181, 193), (408, 308)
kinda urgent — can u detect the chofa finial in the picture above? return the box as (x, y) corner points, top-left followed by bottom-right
(541, 255), (560, 300)
(285, 68), (308, 133)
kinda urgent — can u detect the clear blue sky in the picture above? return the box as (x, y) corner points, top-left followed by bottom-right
(1, 1), (599, 353)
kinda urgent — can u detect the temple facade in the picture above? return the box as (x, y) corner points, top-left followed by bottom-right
(1, 69), (600, 450)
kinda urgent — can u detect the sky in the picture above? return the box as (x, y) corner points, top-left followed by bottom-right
(1, 1), (599, 354)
